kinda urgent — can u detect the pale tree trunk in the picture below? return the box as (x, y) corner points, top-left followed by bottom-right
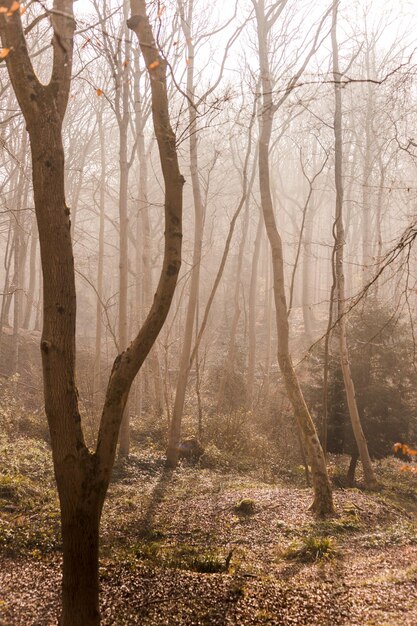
(0, 216), (14, 355)
(93, 105), (106, 417)
(263, 240), (272, 405)
(11, 133), (29, 375)
(133, 54), (145, 420)
(247, 214), (263, 408)
(331, 0), (377, 490)
(166, 0), (205, 468)
(301, 202), (315, 343)
(134, 85), (163, 416)
(118, 0), (132, 457)
(12, 216), (20, 375)
(187, 105), (258, 406)
(69, 132), (95, 239)
(217, 197), (250, 411)
(1, 2), (184, 623)
(361, 46), (374, 287)
(22, 214), (38, 329)
(34, 269), (42, 332)
(374, 154), (386, 299)
(253, 0), (334, 516)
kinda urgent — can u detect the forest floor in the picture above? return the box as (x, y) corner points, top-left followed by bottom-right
(1, 441), (417, 625)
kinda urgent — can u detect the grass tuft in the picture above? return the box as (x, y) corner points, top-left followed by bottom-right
(282, 535), (338, 563)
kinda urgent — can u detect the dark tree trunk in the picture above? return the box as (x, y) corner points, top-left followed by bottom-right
(2, 2), (184, 622)
(61, 505), (101, 626)
(347, 451), (359, 487)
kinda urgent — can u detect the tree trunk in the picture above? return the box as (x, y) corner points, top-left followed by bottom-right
(247, 214), (262, 408)
(61, 502), (101, 626)
(347, 450), (359, 487)
(217, 165), (253, 412)
(118, 3), (132, 458)
(254, 0), (334, 516)
(22, 214), (38, 329)
(166, 0), (204, 468)
(93, 107), (106, 417)
(331, 0), (378, 490)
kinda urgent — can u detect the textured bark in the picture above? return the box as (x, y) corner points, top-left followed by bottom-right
(1, 1), (184, 622)
(253, 0), (334, 516)
(331, 0), (378, 491)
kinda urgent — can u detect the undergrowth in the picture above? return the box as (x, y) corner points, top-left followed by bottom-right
(282, 535), (339, 563)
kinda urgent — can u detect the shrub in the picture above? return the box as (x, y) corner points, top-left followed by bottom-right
(305, 302), (417, 460)
(234, 498), (256, 515)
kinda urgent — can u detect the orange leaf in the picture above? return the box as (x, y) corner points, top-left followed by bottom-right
(96, 88), (103, 97)
(393, 442), (402, 453)
(10, 1), (20, 11)
(0, 48), (11, 59)
(400, 465), (411, 472)
(0, 7), (8, 13)
(149, 60), (160, 70)
(402, 444), (409, 455)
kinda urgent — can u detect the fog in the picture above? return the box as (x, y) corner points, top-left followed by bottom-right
(1, 1), (417, 623)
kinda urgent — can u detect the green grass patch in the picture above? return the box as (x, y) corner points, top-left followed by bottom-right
(133, 541), (231, 573)
(282, 535), (339, 563)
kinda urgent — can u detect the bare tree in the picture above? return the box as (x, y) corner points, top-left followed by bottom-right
(252, 0), (334, 516)
(331, 0), (377, 490)
(0, 1), (184, 622)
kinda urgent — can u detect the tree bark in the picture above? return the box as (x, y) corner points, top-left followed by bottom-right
(253, 0), (334, 516)
(93, 105), (106, 417)
(247, 214), (262, 408)
(118, 1), (132, 457)
(1, 1), (184, 622)
(331, 0), (378, 490)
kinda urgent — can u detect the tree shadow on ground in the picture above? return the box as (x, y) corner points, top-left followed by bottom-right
(136, 466), (174, 539)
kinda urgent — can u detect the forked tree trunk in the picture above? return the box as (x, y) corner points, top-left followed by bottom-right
(1, 1), (184, 622)
(331, 0), (378, 490)
(254, 0), (334, 516)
